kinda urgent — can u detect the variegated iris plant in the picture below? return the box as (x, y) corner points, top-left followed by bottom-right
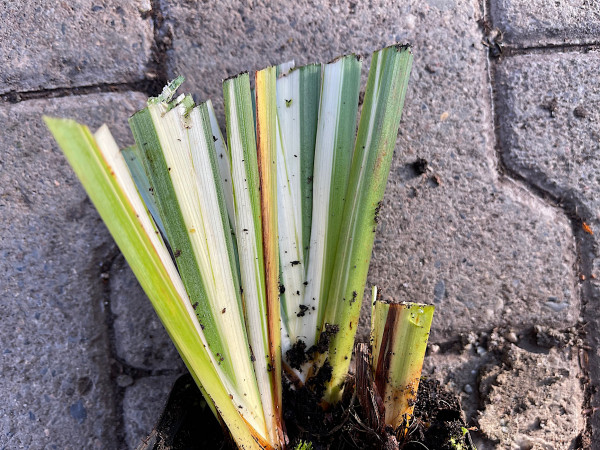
(46, 45), (432, 449)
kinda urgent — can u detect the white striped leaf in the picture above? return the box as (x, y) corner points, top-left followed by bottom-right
(302, 55), (362, 352)
(128, 93), (268, 438)
(45, 117), (267, 449)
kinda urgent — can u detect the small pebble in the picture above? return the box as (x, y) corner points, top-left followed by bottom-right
(463, 384), (473, 394)
(116, 374), (134, 388)
(430, 344), (440, 354)
(573, 105), (588, 118)
(476, 346), (487, 355)
(518, 439), (534, 450)
(506, 331), (518, 343)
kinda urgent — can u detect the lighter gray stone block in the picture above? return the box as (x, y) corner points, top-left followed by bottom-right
(496, 50), (600, 441)
(110, 254), (185, 371)
(0, 1), (154, 94)
(162, 0), (467, 121)
(495, 51), (600, 224)
(0, 91), (145, 449)
(122, 375), (178, 449)
(491, 0), (600, 47)
(162, 0), (579, 345)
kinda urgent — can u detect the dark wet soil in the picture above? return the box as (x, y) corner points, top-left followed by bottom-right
(137, 374), (230, 450)
(139, 373), (474, 450)
(284, 376), (474, 450)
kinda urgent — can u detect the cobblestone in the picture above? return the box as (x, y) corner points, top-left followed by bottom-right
(122, 375), (178, 449)
(423, 326), (584, 447)
(490, 0), (600, 47)
(478, 344), (583, 448)
(0, 91), (146, 449)
(162, 0), (467, 121)
(0, 1), (154, 94)
(496, 49), (600, 444)
(110, 254), (185, 371)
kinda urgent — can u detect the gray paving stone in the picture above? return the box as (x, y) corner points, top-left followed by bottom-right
(0, 91), (145, 449)
(163, 0), (578, 345)
(110, 254), (185, 371)
(162, 0), (465, 121)
(495, 49), (600, 443)
(490, 0), (600, 47)
(495, 51), (600, 228)
(0, 1), (154, 94)
(122, 375), (178, 449)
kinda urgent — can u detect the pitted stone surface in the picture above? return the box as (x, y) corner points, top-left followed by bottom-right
(163, 0), (578, 344)
(478, 344), (583, 448)
(0, 1), (154, 94)
(373, 34), (578, 338)
(122, 375), (178, 449)
(490, 0), (600, 47)
(424, 327), (584, 447)
(495, 51), (600, 245)
(0, 92), (145, 449)
(496, 49), (600, 443)
(111, 254), (185, 371)
(162, 0), (475, 121)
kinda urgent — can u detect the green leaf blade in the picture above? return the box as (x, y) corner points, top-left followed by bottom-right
(371, 300), (434, 432)
(129, 106), (228, 373)
(276, 64), (321, 352)
(322, 45), (413, 402)
(224, 73), (283, 448)
(44, 117), (265, 449)
(121, 144), (166, 238)
(303, 55), (362, 350)
(297, 63), (322, 263)
(256, 65), (286, 447)
(128, 99), (267, 437)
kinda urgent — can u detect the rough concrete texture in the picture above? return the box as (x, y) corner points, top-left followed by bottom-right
(110, 254), (185, 371)
(0, 92), (145, 448)
(162, 0), (455, 121)
(2, 0), (599, 448)
(424, 326), (584, 448)
(496, 49), (600, 444)
(495, 51), (600, 253)
(491, 0), (600, 47)
(122, 375), (178, 449)
(478, 343), (583, 449)
(0, 1), (154, 94)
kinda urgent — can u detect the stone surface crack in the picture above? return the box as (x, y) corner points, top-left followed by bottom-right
(0, 81), (155, 105)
